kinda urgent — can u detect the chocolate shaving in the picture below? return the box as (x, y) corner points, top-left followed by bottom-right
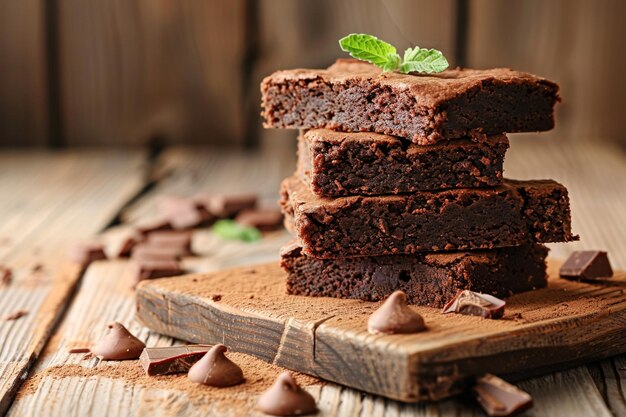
(443, 290), (505, 319)
(140, 345), (212, 376)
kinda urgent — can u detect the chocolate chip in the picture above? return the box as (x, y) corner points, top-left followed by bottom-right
(560, 251), (613, 280)
(92, 322), (145, 360)
(187, 344), (244, 387)
(473, 374), (533, 416)
(367, 290), (426, 334)
(140, 345), (212, 376)
(257, 372), (317, 416)
(443, 290), (505, 319)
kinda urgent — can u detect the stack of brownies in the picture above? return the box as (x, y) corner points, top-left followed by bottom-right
(261, 59), (576, 307)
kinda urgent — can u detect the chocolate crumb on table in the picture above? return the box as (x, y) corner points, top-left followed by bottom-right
(281, 176), (575, 258)
(261, 59), (560, 145)
(0, 266), (12, 285)
(3, 310), (28, 321)
(298, 129), (509, 196)
(281, 242), (548, 308)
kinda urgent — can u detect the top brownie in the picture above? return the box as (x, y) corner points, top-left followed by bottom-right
(261, 59), (560, 145)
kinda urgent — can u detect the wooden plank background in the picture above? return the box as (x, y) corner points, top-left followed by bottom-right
(0, 0), (624, 148)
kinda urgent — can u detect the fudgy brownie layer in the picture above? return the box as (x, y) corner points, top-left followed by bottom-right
(262, 59), (560, 145)
(281, 242), (548, 308)
(280, 176), (576, 258)
(298, 129), (508, 196)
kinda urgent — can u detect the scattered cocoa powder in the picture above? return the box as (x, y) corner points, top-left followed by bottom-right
(18, 351), (321, 414)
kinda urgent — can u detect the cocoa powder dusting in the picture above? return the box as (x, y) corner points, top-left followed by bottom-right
(18, 351), (321, 414)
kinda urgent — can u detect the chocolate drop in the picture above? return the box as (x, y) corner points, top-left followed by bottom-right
(257, 372), (317, 416)
(367, 290), (426, 334)
(187, 344), (244, 387)
(91, 322), (145, 360)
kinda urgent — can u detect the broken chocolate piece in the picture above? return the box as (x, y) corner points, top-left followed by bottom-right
(257, 372), (317, 416)
(197, 193), (257, 218)
(560, 251), (613, 280)
(140, 345), (212, 376)
(104, 228), (143, 258)
(132, 259), (183, 282)
(159, 196), (213, 230)
(136, 218), (172, 236)
(188, 344), (244, 387)
(235, 208), (283, 231)
(131, 244), (185, 261)
(68, 241), (107, 266)
(367, 290), (426, 334)
(443, 290), (505, 319)
(145, 230), (193, 254)
(92, 322), (146, 360)
(3, 310), (28, 321)
(473, 374), (533, 417)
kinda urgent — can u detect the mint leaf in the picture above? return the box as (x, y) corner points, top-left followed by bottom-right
(212, 219), (261, 243)
(339, 34), (401, 72)
(338, 33), (449, 74)
(400, 47), (449, 74)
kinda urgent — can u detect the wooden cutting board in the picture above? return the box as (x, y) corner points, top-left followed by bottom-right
(135, 260), (626, 403)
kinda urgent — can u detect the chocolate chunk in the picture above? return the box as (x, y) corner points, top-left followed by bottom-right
(136, 218), (172, 236)
(443, 290), (505, 319)
(473, 374), (533, 416)
(68, 241), (107, 266)
(197, 193), (257, 218)
(158, 196), (213, 230)
(235, 208), (283, 231)
(146, 230), (193, 254)
(1, 266), (12, 285)
(132, 259), (183, 282)
(187, 344), (244, 387)
(560, 251), (613, 280)
(3, 310), (28, 321)
(140, 345), (212, 376)
(257, 372), (317, 416)
(104, 228), (143, 258)
(367, 290), (426, 334)
(92, 322), (146, 360)
(131, 244), (185, 261)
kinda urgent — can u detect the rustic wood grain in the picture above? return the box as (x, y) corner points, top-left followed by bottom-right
(135, 260), (626, 403)
(0, 0), (48, 147)
(467, 0), (626, 145)
(0, 150), (145, 414)
(57, 0), (247, 147)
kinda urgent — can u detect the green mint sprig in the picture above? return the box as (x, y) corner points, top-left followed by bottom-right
(212, 219), (261, 242)
(339, 33), (448, 74)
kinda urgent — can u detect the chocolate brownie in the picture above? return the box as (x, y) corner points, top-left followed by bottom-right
(261, 59), (560, 145)
(281, 242), (548, 308)
(280, 176), (576, 258)
(298, 129), (508, 196)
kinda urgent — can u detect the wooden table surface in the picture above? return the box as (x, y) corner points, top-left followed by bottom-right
(0, 137), (625, 417)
